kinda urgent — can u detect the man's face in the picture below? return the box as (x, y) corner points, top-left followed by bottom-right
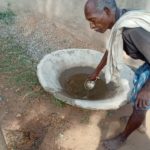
(84, 3), (114, 33)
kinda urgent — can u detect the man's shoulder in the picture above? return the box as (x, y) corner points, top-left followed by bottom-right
(122, 27), (144, 37)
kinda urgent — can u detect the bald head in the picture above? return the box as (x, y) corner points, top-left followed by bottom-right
(84, 0), (97, 17)
(84, 0), (117, 33)
(85, 0), (117, 13)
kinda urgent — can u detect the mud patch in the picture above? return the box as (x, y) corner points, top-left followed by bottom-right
(4, 113), (69, 150)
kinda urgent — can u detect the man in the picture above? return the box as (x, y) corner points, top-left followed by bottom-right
(84, 0), (150, 150)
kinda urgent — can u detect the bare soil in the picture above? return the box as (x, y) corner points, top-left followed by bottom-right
(0, 13), (150, 150)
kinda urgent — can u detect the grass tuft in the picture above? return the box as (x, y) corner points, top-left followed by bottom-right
(51, 96), (66, 108)
(0, 9), (16, 25)
(0, 37), (40, 96)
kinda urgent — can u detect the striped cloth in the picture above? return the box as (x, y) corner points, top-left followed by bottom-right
(130, 63), (150, 110)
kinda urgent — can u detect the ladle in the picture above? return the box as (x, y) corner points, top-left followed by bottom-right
(84, 76), (100, 90)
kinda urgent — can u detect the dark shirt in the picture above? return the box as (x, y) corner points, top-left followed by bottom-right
(116, 8), (150, 64)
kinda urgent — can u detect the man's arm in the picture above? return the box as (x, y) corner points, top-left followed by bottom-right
(89, 50), (108, 80)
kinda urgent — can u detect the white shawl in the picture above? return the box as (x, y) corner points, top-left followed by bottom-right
(105, 10), (150, 83)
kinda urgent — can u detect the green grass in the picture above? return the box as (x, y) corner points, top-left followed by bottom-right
(80, 111), (90, 124)
(107, 110), (115, 117)
(0, 36), (67, 106)
(51, 96), (66, 108)
(0, 36), (40, 96)
(0, 9), (16, 25)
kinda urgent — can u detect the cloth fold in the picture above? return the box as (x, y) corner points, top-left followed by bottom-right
(130, 63), (150, 110)
(105, 10), (150, 83)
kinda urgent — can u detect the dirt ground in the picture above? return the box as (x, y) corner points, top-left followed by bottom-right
(0, 11), (150, 150)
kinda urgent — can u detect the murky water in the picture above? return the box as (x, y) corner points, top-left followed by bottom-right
(59, 67), (118, 100)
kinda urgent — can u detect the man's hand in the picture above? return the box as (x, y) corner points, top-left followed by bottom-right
(136, 80), (150, 109)
(88, 72), (99, 81)
(88, 50), (108, 81)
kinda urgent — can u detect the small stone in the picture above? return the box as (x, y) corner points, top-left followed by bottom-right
(61, 115), (65, 119)
(16, 113), (22, 118)
(15, 88), (20, 92)
(59, 133), (64, 139)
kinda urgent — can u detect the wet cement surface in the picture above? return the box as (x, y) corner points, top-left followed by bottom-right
(59, 67), (118, 100)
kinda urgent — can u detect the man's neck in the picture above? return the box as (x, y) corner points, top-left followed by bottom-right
(115, 7), (129, 21)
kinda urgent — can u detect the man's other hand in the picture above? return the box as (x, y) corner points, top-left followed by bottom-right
(136, 80), (150, 109)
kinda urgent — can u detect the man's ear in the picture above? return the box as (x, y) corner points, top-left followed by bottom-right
(104, 7), (111, 15)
